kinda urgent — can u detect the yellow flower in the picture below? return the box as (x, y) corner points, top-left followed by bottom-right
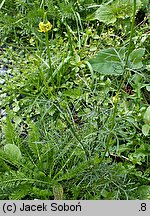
(38, 21), (52, 33)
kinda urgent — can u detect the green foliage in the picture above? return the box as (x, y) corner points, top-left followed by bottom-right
(142, 106), (150, 136)
(129, 48), (145, 69)
(88, 47), (145, 75)
(143, 106), (150, 123)
(88, 48), (125, 75)
(136, 185), (150, 199)
(92, 0), (142, 24)
(4, 144), (22, 161)
(0, 0), (150, 200)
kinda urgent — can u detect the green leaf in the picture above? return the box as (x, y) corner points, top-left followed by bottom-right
(129, 48), (145, 69)
(9, 184), (31, 200)
(94, 5), (116, 24)
(4, 144), (22, 161)
(142, 124), (150, 136)
(143, 106), (150, 124)
(93, 0), (142, 24)
(88, 48), (124, 75)
(146, 86), (150, 92)
(90, 46), (97, 52)
(137, 185), (150, 199)
(0, 0), (6, 10)
(63, 88), (81, 99)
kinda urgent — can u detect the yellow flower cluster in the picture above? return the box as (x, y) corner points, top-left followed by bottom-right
(38, 21), (52, 33)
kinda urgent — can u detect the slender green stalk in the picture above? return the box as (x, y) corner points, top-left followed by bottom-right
(100, 0), (137, 162)
(0, 0), (6, 9)
(45, 31), (53, 86)
(54, 102), (88, 156)
(125, 0), (137, 67)
(40, 0), (44, 9)
(52, 101), (89, 180)
(73, 10), (81, 49)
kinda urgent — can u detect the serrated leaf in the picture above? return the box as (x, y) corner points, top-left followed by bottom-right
(142, 124), (150, 136)
(88, 48), (124, 75)
(9, 184), (30, 200)
(129, 48), (145, 69)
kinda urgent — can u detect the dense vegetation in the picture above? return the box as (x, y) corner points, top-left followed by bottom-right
(0, 0), (150, 200)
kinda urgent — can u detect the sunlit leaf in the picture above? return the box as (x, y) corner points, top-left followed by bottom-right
(4, 144), (22, 160)
(143, 106), (150, 123)
(142, 124), (150, 136)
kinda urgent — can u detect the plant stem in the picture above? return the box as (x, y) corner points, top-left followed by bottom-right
(100, 0), (137, 162)
(125, 0), (137, 67)
(45, 31), (54, 87)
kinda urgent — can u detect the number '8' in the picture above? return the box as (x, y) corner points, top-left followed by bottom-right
(141, 203), (146, 211)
